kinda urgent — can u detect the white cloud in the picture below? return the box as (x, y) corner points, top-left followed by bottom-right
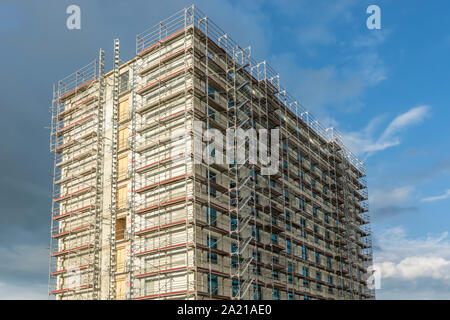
(376, 256), (450, 280)
(343, 105), (431, 156)
(374, 227), (450, 299)
(421, 189), (450, 202)
(380, 105), (430, 142)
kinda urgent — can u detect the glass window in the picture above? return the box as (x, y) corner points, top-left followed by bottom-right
(207, 236), (218, 264)
(207, 274), (218, 295)
(232, 279), (239, 297)
(254, 285), (262, 300)
(206, 207), (217, 226)
(273, 289), (280, 300)
(286, 240), (292, 254)
(271, 234), (278, 244)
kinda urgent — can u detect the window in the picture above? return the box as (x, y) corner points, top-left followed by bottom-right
(298, 199), (305, 210)
(272, 270), (279, 280)
(312, 207), (318, 217)
(207, 236), (218, 264)
(116, 217), (126, 240)
(273, 289), (280, 300)
(232, 279), (239, 297)
(301, 247), (308, 260)
(207, 86), (215, 100)
(206, 170), (217, 197)
(253, 265), (262, 275)
(250, 169), (258, 184)
(206, 207), (217, 226)
(316, 272), (322, 290)
(288, 263), (293, 272)
(288, 292), (294, 300)
(207, 146), (216, 159)
(254, 285), (262, 300)
(119, 71), (129, 93)
(284, 189), (289, 202)
(230, 217), (237, 231)
(207, 274), (218, 295)
(207, 108), (216, 121)
(253, 251), (261, 262)
(252, 226), (260, 242)
(271, 234), (278, 244)
(302, 267), (309, 277)
(300, 217), (306, 227)
(231, 243), (238, 269)
(315, 252), (321, 265)
(288, 274), (293, 284)
(327, 257), (332, 268)
(286, 240), (292, 254)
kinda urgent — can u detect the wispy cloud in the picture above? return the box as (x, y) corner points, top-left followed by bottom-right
(421, 189), (450, 203)
(343, 105), (431, 156)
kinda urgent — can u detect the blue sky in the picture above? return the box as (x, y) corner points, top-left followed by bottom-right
(0, 0), (449, 299)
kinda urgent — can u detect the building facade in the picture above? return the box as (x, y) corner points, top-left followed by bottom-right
(49, 6), (374, 300)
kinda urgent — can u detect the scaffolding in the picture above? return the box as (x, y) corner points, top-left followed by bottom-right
(49, 49), (105, 299)
(48, 5), (374, 300)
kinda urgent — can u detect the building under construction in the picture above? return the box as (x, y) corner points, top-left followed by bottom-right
(49, 6), (375, 300)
